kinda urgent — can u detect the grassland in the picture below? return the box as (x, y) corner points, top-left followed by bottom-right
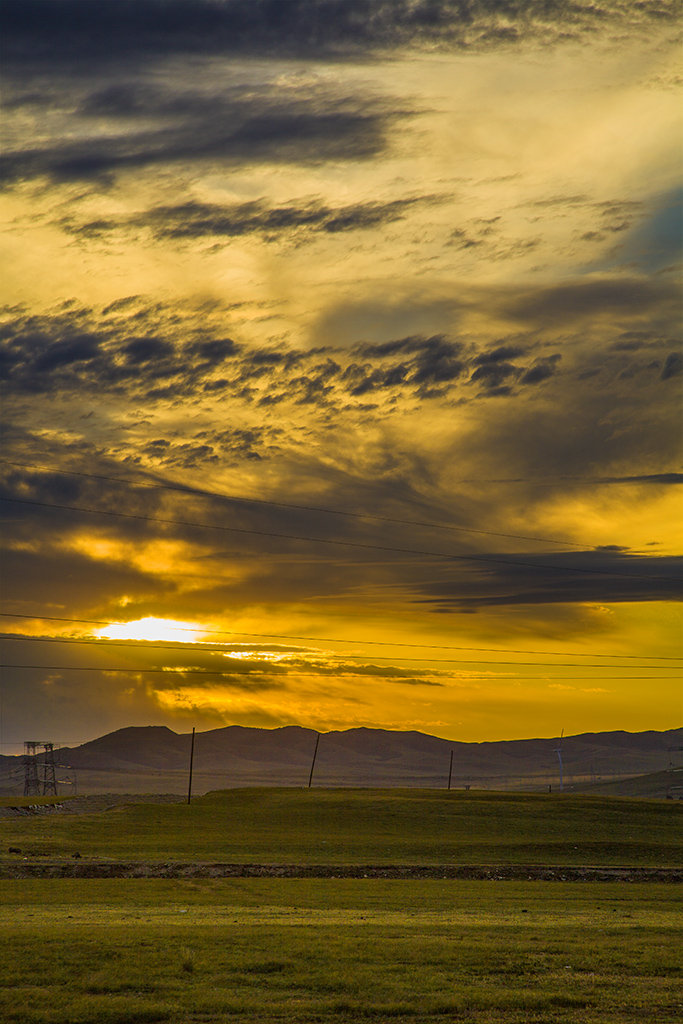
(1, 790), (680, 1022)
(1, 877), (681, 1023)
(1, 788), (681, 867)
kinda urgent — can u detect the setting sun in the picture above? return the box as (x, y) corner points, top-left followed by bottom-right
(95, 618), (203, 644)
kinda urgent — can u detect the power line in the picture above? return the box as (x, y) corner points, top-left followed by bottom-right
(0, 664), (675, 680)
(2, 494), (678, 583)
(1, 642), (680, 668)
(0, 458), (588, 549)
(0, 612), (679, 661)
(0, 663), (274, 676)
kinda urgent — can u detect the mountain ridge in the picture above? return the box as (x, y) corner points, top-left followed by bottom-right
(2, 725), (680, 787)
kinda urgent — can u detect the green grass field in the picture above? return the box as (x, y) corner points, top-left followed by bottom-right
(1, 788), (681, 867)
(1, 878), (681, 1023)
(1, 790), (681, 1022)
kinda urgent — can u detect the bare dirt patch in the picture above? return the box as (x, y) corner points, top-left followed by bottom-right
(2, 860), (681, 881)
(0, 794), (183, 817)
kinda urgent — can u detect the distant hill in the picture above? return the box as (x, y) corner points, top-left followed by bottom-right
(1, 725), (681, 796)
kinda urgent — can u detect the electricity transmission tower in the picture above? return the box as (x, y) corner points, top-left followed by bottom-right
(23, 741), (59, 796)
(42, 743), (58, 796)
(23, 741), (40, 796)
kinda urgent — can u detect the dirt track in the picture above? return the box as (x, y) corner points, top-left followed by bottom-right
(2, 860), (681, 881)
(0, 794), (183, 817)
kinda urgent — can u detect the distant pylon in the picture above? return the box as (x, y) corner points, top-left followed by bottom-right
(42, 743), (58, 796)
(23, 741), (40, 796)
(23, 741), (59, 797)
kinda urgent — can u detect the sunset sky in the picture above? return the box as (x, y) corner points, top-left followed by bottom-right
(1, 0), (681, 753)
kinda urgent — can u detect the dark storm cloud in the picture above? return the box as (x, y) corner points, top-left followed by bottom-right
(413, 549), (683, 611)
(29, 333), (101, 372)
(142, 425), (281, 466)
(472, 345), (526, 365)
(469, 360), (519, 389)
(2, 298), (677, 421)
(0, 436), (504, 626)
(78, 641), (295, 685)
(68, 195), (441, 242)
(1, 289), (678, 538)
(411, 336), (466, 387)
(285, 657), (446, 686)
(183, 484), (683, 612)
(467, 346), (562, 392)
(1, 634), (432, 692)
(447, 341), (682, 528)
(0, 305), (241, 399)
(0, 460), (180, 549)
(0, 436), (297, 608)
(348, 335), (467, 397)
(188, 338), (239, 361)
(501, 277), (679, 325)
(2, 408), (681, 626)
(596, 473), (683, 485)
(0, 87), (400, 185)
(660, 352), (682, 380)
(520, 355), (562, 385)
(1, 447), (421, 562)
(3, 0), (676, 66)
(124, 337), (174, 364)
(1, 309), (457, 408)
(0, 545), (171, 615)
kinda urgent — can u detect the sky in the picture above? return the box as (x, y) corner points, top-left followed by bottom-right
(0, 0), (681, 753)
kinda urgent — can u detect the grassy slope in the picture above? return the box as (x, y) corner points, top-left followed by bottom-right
(0, 878), (681, 1024)
(575, 768), (683, 799)
(1, 788), (681, 867)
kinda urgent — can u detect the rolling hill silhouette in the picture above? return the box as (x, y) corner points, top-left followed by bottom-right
(2, 725), (680, 796)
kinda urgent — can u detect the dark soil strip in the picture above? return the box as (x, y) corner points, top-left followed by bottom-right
(0, 795), (184, 817)
(2, 862), (681, 881)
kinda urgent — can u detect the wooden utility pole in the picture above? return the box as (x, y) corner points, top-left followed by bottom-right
(187, 727), (196, 805)
(308, 732), (320, 788)
(447, 749), (453, 790)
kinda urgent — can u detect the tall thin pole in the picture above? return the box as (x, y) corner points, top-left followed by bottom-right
(308, 732), (320, 788)
(555, 728), (564, 793)
(447, 749), (453, 790)
(187, 727), (196, 805)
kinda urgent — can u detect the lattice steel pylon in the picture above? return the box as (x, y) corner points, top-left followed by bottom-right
(42, 743), (58, 796)
(23, 741), (41, 796)
(23, 741), (59, 797)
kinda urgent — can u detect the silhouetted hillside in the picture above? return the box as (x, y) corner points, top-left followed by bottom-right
(1, 725), (679, 795)
(62, 726), (189, 770)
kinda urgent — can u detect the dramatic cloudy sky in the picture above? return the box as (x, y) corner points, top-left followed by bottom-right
(1, 0), (681, 751)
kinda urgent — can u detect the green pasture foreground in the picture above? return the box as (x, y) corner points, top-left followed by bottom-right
(1, 789), (681, 867)
(0, 878), (681, 1024)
